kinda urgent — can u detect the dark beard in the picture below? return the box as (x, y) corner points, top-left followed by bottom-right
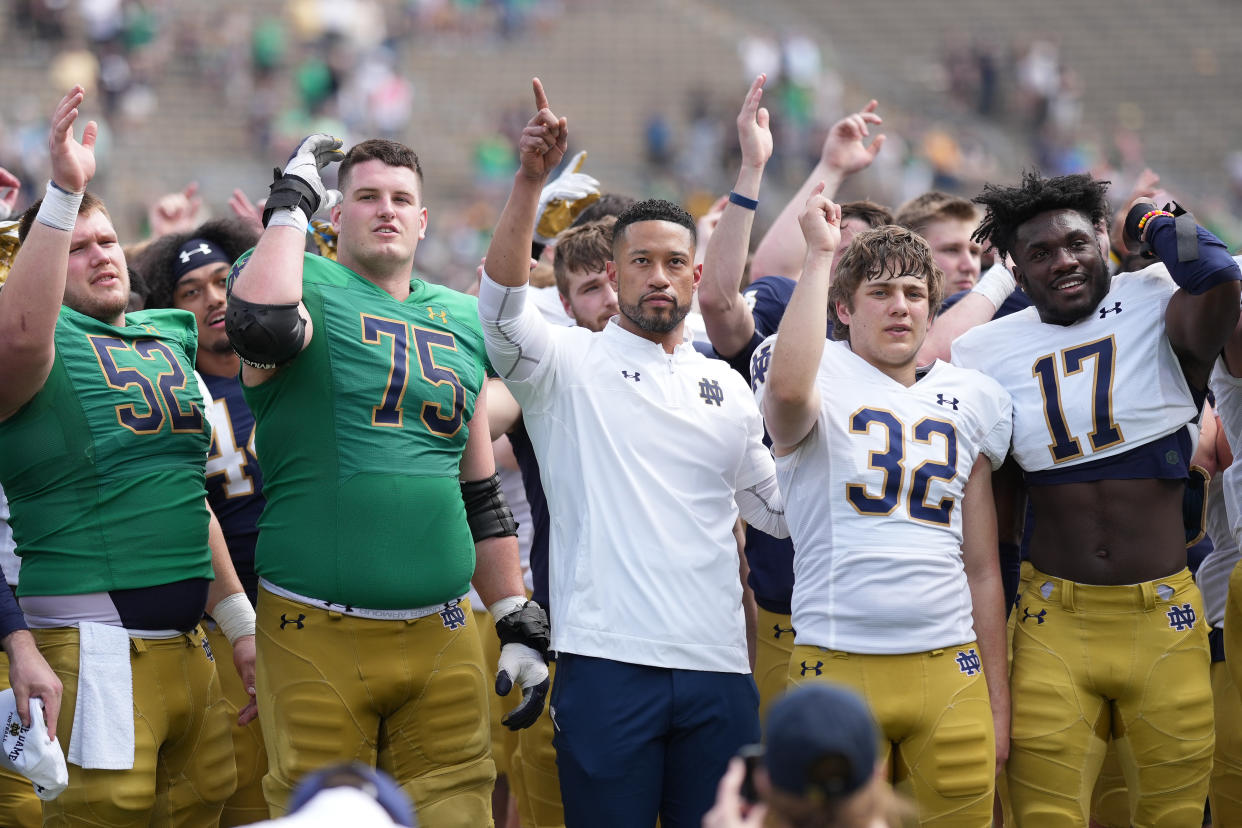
(619, 294), (689, 334)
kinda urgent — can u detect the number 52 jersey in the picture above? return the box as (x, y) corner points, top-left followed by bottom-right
(951, 264), (1198, 478)
(752, 336), (1012, 654)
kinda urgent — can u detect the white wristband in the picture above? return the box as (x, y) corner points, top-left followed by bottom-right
(488, 595), (528, 624)
(35, 180), (83, 232)
(969, 261), (1017, 311)
(212, 592), (256, 645)
(267, 206), (309, 232)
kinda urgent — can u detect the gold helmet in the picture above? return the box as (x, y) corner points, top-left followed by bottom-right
(310, 219), (338, 261)
(0, 221), (20, 288)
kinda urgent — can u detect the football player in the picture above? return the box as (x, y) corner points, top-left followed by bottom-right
(953, 172), (1241, 825)
(756, 190), (1012, 826)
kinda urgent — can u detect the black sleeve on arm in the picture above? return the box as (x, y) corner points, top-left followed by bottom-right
(0, 581), (27, 641)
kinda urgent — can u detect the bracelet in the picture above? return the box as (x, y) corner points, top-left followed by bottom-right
(728, 191), (759, 211)
(1137, 209), (1173, 234)
(35, 180), (84, 231)
(211, 592), (256, 645)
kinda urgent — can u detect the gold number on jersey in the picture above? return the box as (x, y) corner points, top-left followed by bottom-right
(360, 314), (465, 437)
(846, 408), (958, 526)
(87, 335), (204, 435)
(1031, 335), (1124, 464)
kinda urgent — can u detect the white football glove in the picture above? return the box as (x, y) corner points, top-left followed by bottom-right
(495, 642), (550, 730)
(534, 150), (601, 244)
(265, 134), (345, 229)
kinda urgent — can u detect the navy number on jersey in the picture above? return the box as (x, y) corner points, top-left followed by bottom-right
(360, 313), (465, 437)
(88, 335), (204, 435)
(1031, 335), (1124, 464)
(846, 407), (958, 526)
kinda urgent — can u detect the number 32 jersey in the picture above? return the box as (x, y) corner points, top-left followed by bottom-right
(952, 265), (1197, 477)
(752, 337), (1012, 654)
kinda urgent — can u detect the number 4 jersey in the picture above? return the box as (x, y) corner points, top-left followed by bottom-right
(752, 337), (1012, 654)
(951, 264), (1198, 480)
(241, 253), (491, 609)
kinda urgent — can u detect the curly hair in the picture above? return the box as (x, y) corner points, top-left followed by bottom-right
(828, 225), (944, 342)
(611, 199), (696, 256)
(972, 171), (1110, 260)
(134, 218), (260, 310)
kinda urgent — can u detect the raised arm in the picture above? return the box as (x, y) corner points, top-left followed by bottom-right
(1122, 199), (1242, 388)
(477, 79), (567, 383)
(749, 100), (883, 282)
(762, 185), (840, 452)
(919, 260), (1017, 366)
(0, 87), (96, 419)
(485, 78), (567, 289)
(225, 134), (344, 384)
(699, 75), (772, 360)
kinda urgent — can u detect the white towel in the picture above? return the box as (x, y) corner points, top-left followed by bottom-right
(66, 622), (134, 770)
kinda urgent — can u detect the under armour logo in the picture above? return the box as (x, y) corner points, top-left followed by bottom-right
(936, 394), (959, 410)
(699, 378), (724, 406)
(427, 307), (448, 324)
(1099, 302), (1123, 318)
(956, 649), (982, 675)
(178, 243), (213, 264)
(1167, 603), (1197, 631)
(1021, 608), (1046, 625)
(201, 636), (214, 662)
(621, 370), (641, 382)
(799, 660), (823, 676)
(440, 599), (468, 630)
(750, 343), (772, 388)
(280, 613), (306, 630)
(772, 624), (795, 639)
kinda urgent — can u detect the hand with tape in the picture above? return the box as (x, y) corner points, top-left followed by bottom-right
(490, 596), (551, 729)
(263, 133), (345, 230)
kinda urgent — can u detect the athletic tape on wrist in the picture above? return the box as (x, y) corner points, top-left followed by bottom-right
(35, 180), (83, 231)
(266, 207), (309, 232)
(970, 261), (1017, 310)
(488, 595), (528, 624)
(212, 592), (256, 645)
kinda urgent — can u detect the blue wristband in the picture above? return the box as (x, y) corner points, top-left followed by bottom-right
(729, 191), (759, 211)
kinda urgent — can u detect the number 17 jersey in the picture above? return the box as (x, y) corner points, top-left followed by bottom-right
(753, 337), (1012, 654)
(951, 264), (1197, 478)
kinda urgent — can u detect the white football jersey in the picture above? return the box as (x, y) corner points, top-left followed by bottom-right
(753, 337), (1012, 654)
(953, 264), (1197, 475)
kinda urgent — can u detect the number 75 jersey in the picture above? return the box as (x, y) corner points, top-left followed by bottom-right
(751, 337), (1012, 653)
(951, 265), (1197, 474)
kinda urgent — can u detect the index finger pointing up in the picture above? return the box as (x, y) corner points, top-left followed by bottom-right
(533, 77), (550, 113)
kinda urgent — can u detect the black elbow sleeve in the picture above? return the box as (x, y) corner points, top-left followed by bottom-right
(225, 295), (306, 369)
(461, 473), (518, 542)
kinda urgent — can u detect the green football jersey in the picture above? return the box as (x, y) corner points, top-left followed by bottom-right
(243, 253), (490, 609)
(0, 306), (214, 596)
